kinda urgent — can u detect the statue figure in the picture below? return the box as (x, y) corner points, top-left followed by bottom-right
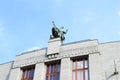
(50, 21), (68, 41)
(50, 21), (60, 39)
(59, 27), (68, 41)
(51, 21), (59, 38)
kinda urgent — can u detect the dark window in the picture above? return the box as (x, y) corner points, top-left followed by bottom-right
(72, 56), (89, 80)
(46, 62), (60, 80)
(21, 65), (35, 80)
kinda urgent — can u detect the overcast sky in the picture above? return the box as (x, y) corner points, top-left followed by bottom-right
(0, 0), (120, 64)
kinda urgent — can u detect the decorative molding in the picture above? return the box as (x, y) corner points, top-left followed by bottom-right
(60, 45), (99, 55)
(13, 45), (99, 68)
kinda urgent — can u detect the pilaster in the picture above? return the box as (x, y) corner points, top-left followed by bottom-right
(60, 58), (72, 80)
(33, 63), (45, 80)
(89, 52), (102, 80)
(8, 68), (21, 80)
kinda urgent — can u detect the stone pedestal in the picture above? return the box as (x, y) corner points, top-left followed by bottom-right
(47, 38), (62, 58)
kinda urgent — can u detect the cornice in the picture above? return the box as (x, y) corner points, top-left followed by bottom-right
(12, 45), (99, 69)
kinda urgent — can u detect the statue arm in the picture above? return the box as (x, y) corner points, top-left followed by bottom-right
(64, 29), (68, 34)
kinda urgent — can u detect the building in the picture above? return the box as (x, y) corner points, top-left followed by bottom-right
(0, 27), (120, 80)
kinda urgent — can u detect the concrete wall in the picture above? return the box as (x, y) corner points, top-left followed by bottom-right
(0, 61), (13, 80)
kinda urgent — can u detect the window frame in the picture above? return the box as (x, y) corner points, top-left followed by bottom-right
(72, 56), (89, 80)
(45, 61), (61, 80)
(21, 65), (35, 80)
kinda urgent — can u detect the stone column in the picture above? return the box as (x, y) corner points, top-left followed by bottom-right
(60, 58), (72, 80)
(33, 62), (45, 80)
(8, 68), (21, 80)
(89, 53), (102, 80)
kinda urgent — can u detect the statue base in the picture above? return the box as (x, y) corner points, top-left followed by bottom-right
(47, 38), (62, 57)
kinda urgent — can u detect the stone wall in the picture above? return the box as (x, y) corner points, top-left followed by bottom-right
(100, 41), (120, 80)
(0, 61), (13, 80)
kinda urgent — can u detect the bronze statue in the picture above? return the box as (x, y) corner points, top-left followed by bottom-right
(50, 21), (68, 41)
(51, 21), (59, 38)
(59, 27), (68, 41)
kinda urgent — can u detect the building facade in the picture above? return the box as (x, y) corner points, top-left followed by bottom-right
(0, 38), (120, 80)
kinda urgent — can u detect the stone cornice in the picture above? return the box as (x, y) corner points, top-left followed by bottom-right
(12, 45), (99, 69)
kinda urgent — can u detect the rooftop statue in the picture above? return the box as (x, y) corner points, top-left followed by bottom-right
(50, 21), (68, 41)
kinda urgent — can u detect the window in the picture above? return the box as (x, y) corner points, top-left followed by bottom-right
(72, 56), (89, 80)
(46, 62), (60, 80)
(21, 65), (35, 80)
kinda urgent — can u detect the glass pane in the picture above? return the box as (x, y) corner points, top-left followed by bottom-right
(73, 62), (76, 69)
(54, 65), (56, 72)
(52, 65), (54, 73)
(73, 71), (76, 80)
(50, 75), (53, 80)
(46, 76), (48, 80)
(85, 60), (88, 68)
(79, 61), (83, 69)
(57, 73), (60, 80)
(78, 71), (81, 80)
(58, 64), (60, 72)
(55, 75), (58, 80)
(80, 71), (83, 80)
(26, 70), (30, 78)
(85, 70), (88, 80)
(78, 61), (83, 69)
(47, 65), (49, 74)
(53, 75), (55, 80)
(49, 65), (51, 73)
(51, 65), (53, 73)
(32, 69), (35, 77)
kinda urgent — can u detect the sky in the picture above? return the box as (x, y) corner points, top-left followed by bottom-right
(0, 0), (120, 64)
